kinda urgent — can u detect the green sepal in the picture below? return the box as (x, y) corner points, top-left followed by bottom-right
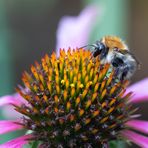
(109, 140), (126, 148)
(23, 141), (41, 148)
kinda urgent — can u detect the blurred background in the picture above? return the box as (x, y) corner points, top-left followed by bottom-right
(0, 0), (147, 147)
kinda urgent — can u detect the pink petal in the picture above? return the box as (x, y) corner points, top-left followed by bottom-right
(56, 5), (102, 56)
(126, 120), (148, 134)
(0, 120), (23, 135)
(0, 92), (28, 119)
(0, 89), (30, 119)
(127, 78), (148, 103)
(1, 105), (23, 120)
(0, 134), (32, 148)
(0, 91), (28, 106)
(121, 130), (148, 148)
(0, 94), (22, 107)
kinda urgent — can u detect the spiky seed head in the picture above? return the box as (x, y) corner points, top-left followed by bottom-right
(15, 48), (134, 147)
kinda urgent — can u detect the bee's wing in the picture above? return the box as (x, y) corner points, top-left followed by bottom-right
(130, 53), (141, 69)
(120, 50), (141, 69)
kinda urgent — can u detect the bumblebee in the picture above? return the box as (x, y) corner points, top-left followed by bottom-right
(81, 36), (139, 81)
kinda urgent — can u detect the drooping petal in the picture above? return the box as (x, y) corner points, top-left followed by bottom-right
(0, 92), (28, 119)
(127, 78), (148, 103)
(56, 5), (102, 56)
(0, 94), (22, 106)
(121, 130), (148, 148)
(0, 91), (28, 107)
(0, 134), (32, 148)
(0, 120), (23, 135)
(1, 105), (23, 120)
(126, 119), (148, 134)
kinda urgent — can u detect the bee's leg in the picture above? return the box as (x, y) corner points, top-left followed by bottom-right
(88, 51), (95, 62)
(121, 66), (129, 81)
(114, 67), (120, 77)
(114, 67), (127, 83)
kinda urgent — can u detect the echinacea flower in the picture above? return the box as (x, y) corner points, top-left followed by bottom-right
(0, 48), (148, 148)
(0, 4), (148, 148)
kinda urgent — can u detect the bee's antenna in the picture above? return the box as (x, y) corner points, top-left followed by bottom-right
(78, 44), (97, 62)
(78, 44), (96, 49)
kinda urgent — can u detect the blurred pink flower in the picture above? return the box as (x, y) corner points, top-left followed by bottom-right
(0, 4), (148, 147)
(56, 4), (102, 57)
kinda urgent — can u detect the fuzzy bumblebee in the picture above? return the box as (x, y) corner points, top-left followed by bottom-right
(15, 48), (135, 147)
(81, 36), (139, 81)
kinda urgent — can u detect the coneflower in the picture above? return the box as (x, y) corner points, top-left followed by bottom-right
(0, 48), (148, 148)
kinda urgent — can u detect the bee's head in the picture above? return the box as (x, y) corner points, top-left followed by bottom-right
(92, 36), (128, 60)
(92, 41), (106, 58)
